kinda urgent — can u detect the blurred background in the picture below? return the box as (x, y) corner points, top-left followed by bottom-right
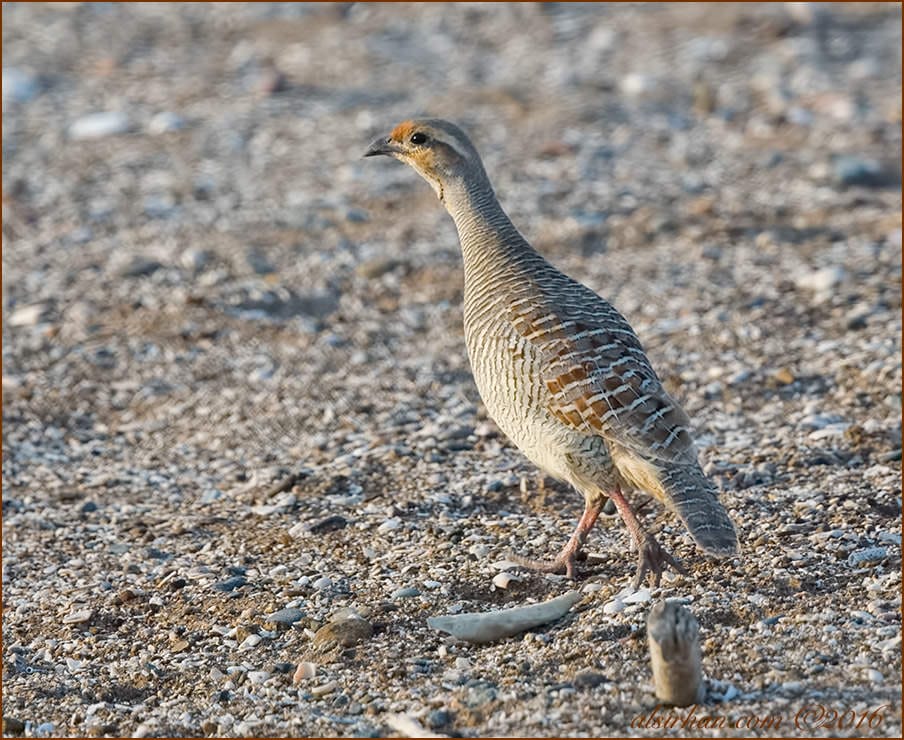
(2, 3), (902, 737)
(3, 2), (900, 468)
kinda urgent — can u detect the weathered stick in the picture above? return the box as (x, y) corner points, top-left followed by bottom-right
(427, 591), (582, 644)
(646, 600), (703, 706)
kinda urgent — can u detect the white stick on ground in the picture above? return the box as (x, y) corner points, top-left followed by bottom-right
(427, 591), (582, 643)
(646, 599), (704, 706)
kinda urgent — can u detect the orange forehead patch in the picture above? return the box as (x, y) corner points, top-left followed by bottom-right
(390, 120), (417, 142)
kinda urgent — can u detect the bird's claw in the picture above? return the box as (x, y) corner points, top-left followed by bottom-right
(506, 550), (583, 579)
(632, 535), (687, 588)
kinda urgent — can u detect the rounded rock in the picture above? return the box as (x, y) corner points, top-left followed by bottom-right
(390, 586), (421, 600)
(266, 608), (305, 626)
(313, 617), (373, 648)
(312, 576), (333, 591)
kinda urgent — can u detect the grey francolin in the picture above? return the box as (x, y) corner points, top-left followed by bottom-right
(365, 119), (738, 586)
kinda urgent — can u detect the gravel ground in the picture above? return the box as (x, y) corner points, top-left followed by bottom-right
(2, 3), (902, 738)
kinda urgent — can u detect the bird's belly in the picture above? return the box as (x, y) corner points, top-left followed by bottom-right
(464, 319), (615, 484)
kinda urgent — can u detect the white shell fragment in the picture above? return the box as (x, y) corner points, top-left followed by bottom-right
(292, 661), (317, 683)
(427, 591), (581, 643)
(492, 571), (520, 589)
(624, 588), (652, 604)
(62, 609), (93, 625)
(384, 713), (449, 738)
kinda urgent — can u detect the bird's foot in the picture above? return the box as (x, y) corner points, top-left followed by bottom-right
(506, 498), (604, 580)
(506, 548), (586, 579)
(506, 537), (587, 580)
(632, 533), (687, 589)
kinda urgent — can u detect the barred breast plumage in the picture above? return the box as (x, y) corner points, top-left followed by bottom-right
(365, 118), (738, 586)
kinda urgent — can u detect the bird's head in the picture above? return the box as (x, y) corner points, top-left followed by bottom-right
(364, 118), (487, 202)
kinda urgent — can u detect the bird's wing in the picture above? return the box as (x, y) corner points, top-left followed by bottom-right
(508, 282), (697, 465)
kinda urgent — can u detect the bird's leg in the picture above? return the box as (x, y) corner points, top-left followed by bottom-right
(508, 497), (603, 579)
(607, 487), (687, 588)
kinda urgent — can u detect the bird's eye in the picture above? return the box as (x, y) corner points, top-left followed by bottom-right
(410, 132), (428, 145)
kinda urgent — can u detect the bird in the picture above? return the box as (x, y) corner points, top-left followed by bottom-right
(364, 118), (738, 587)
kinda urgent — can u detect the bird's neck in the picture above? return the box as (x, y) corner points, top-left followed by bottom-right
(442, 176), (538, 282)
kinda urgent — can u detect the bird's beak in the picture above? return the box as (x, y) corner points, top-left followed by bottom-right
(363, 135), (401, 158)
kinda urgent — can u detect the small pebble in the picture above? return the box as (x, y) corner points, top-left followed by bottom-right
(312, 617), (373, 648)
(795, 266), (845, 294)
(239, 634), (262, 650)
(304, 515), (348, 535)
(2, 68), (40, 104)
(727, 369), (753, 385)
(711, 683), (740, 702)
(147, 111), (186, 134)
(3, 718), (25, 734)
(266, 608), (304, 626)
(620, 72), (657, 97)
(772, 367), (796, 385)
(876, 635), (901, 653)
(390, 587), (420, 600)
(329, 607), (364, 623)
(247, 671), (270, 685)
(119, 256), (163, 278)
(293, 661), (317, 683)
(312, 576), (333, 591)
(865, 668), (883, 683)
(573, 669), (608, 689)
(847, 547), (888, 566)
(427, 709), (453, 729)
(69, 111), (131, 140)
(474, 422), (497, 437)
(833, 156), (895, 188)
(9, 304), (50, 327)
(212, 576), (247, 592)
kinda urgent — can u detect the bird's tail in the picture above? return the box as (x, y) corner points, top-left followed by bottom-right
(656, 463), (738, 556)
(611, 450), (738, 556)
